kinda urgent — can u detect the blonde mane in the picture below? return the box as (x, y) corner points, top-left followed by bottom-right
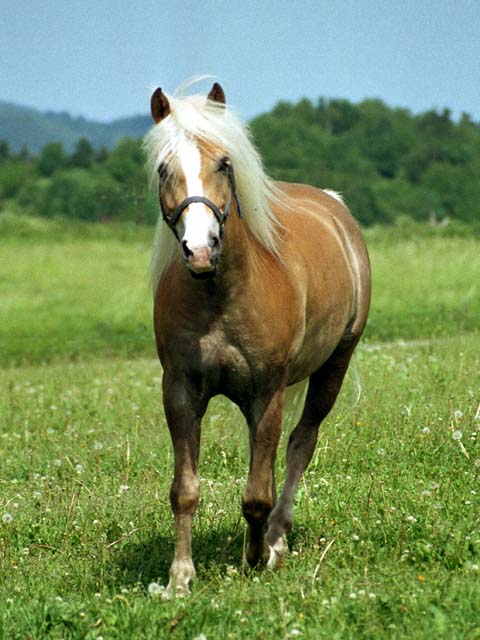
(143, 84), (284, 290)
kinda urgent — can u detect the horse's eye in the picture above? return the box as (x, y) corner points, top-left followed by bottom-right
(217, 156), (230, 173)
(157, 162), (168, 180)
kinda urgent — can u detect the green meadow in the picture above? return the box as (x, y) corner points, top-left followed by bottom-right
(1, 215), (479, 639)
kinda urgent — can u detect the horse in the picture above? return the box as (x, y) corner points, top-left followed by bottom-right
(143, 81), (371, 599)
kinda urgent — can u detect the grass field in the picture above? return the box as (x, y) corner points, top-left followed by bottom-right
(1, 216), (479, 639)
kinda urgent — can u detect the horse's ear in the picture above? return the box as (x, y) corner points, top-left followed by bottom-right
(151, 88), (171, 123)
(207, 82), (226, 105)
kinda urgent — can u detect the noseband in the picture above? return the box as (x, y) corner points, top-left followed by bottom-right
(160, 161), (243, 241)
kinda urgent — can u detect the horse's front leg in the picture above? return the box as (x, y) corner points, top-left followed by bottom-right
(162, 374), (207, 599)
(242, 387), (285, 568)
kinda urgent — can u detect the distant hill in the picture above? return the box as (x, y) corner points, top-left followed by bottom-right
(0, 101), (151, 153)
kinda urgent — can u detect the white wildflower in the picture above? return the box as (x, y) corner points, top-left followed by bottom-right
(147, 582), (164, 597)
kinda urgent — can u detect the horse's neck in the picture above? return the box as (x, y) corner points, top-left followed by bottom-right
(219, 214), (262, 284)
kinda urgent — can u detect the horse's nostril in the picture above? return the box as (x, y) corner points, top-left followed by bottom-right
(211, 235), (220, 249)
(182, 240), (193, 260)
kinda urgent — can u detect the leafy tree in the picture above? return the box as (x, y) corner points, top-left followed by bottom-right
(16, 145), (31, 161)
(37, 142), (67, 177)
(0, 140), (10, 162)
(104, 138), (144, 183)
(0, 161), (34, 199)
(421, 163), (480, 223)
(69, 137), (94, 168)
(95, 146), (109, 163)
(319, 98), (360, 135)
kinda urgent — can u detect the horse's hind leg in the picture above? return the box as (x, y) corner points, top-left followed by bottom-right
(242, 387), (285, 568)
(266, 339), (359, 562)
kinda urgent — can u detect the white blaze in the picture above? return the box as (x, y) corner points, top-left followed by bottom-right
(177, 135), (219, 248)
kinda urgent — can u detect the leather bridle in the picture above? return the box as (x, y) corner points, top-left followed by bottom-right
(160, 160), (243, 241)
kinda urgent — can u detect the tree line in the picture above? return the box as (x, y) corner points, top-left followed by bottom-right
(1, 96), (480, 227)
(250, 98), (480, 226)
(0, 137), (157, 224)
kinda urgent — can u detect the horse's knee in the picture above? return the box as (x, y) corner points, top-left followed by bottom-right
(170, 476), (200, 514)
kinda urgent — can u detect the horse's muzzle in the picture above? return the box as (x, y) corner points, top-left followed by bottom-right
(182, 243), (219, 277)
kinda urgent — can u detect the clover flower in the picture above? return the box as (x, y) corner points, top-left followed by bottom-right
(147, 582), (164, 597)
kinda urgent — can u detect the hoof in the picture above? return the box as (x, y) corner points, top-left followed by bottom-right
(266, 536), (289, 570)
(163, 559), (195, 600)
(162, 580), (191, 600)
(244, 535), (288, 572)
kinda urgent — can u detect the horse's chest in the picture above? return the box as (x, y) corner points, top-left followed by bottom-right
(197, 331), (249, 380)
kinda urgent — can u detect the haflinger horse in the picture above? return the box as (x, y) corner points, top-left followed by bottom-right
(143, 81), (371, 599)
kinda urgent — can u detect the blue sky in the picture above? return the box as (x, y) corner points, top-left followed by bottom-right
(2, 0), (479, 122)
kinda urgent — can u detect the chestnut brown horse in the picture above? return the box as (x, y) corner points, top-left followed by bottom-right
(143, 81), (371, 598)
